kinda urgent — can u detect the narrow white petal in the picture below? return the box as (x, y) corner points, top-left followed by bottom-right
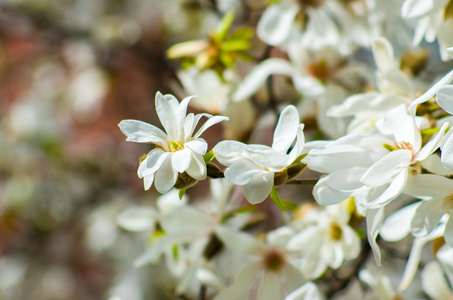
(404, 174), (453, 199)
(185, 152), (207, 180)
(154, 155), (178, 193)
(193, 115), (229, 139)
(364, 170), (408, 208)
(146, 151), (171, 175)
(116, 206), (157, 232)
(287, 125), (306, 164)
(437, 85), (453, 115)
(155, 91), (179, 140)
(233, 59), (295, 101)
(366, 207), (385, 265)
(243, 172), (274, 204)
(398, 225), (445, 291)
(416, 122), (449, 161)
(372, 37), (395, 74)
(360, 150), (411, 188)
(162, 205), (213, 236)
(443, 216), (453, 248)
(272, 105), (300, 154)
(258, 271), (281, 300)
(256, 1), (299, 46)
(409, 69), (453, 115)
(421, 154), (453, 176)
(143, 174), (154, 190)
(401, 0), (433, 19)
(215, 262), (261, 300)
(411, 199), (445, 236)
(118, 120), (167, 148)
(281, 264), (305, 293)
(380, 201), (420, 242)
(172, 148), (192, 173)
(177, 96), (194, 141)
(441, 133), (453, 169)
(285, 281), (322, 300)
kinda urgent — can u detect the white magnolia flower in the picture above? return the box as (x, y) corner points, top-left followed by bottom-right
(118, 91), (228, 193)
(214, 226), (304, 300)
(213, 105), (305, 204)
(401, 0), (453, 60)
(288, 204), (361, 279)
(256, 0), (369, 54)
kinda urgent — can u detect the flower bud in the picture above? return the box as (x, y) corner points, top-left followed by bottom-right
(286, 162), (307, 180)
(174, 172), (198, 190)
(273, 169), (289, 186)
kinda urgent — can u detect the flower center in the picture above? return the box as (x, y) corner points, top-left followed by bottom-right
(383, 142), (415, 160)
(307, 60), (330, 83)
(263, 248), (286, 272)
(170, 141), (184, 152)
(329, 223), (343, 241)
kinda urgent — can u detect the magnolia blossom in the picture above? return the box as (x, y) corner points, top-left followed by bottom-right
(213, 105), (305, 204)
(401, 0), (453, 60)
(118, 92), (228, 193)
(256, 0), (369, 54)
(288, 204), (361, 279)
(214, 226), (305, 300)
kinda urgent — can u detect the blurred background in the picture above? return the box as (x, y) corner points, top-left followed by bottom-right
(0, 1), (242, 299)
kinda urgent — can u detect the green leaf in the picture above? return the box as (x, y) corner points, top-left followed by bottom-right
(204, 150), (215, 164)
(220, 40), (251, 52)
(270, 187), (287, 212)
(215, 11), (235, 42)
(179, 188), (186, 200)
(228, 28), (254, 41)
(291, 153), (308, 165)
(281, 200), (298, 211)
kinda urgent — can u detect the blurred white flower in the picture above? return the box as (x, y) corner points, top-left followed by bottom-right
(119, 92), (228, 193)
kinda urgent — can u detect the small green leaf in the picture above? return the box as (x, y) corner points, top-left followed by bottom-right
(179, 188), (186, 200)
(270, 187), (287, 212)
(421, 127), (441, 137)
(215, 11), (235, 42)
(281, 200), (298, 211)
(204, 150), (215, 164)
(291, 153), (308, 164)
(220, 40), (251, 52)
(228, 28), (254, 41)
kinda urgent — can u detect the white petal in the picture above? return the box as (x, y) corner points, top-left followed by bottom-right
(272, 105), (300, 154)
(441, 132), (453, 169)
(401, 0), (432, 18)
(285, 282), (322, 300)
(215, 262), (261, 300)
(224, 160), (264, 185)
(444, 216), (453, 248)
(256, 1), (299, 46)
(185, 139), (207, 155)
(144, 151), (171, 175)
(214, 226), (265, 255)
(143, 174), (154, 190)
(258, 271), (281, 300)
(364, 170), (408, 208)
(186, 152), (207, 180)
(437, 85), (453, 115)
(281, 264), (305, 293)
(409, 69), (453, 116)
(366, 207), (385, 265)
(172, 148), (192, 173)
(118, 120), (167, 148)
(287, 125), (306, 164)
(422, 261), (453, 300)
(398, 225), (445, 291)
(421, 154), (453, 176)
(411, 199), (445, 236)
(404, 174), (453, 199)
(213, 140), (247, 166)
(292, 75), (325, 97)
(243, 172), (274, 204)
(360, 150), (411, 188)
(116, 206), (157, 232)
(416, 122), (449, 161)
(193, 115), (229, 139)
(380, 201), (420, 242)
(196, 268), (223, 290)
(162, 205), (213, 236)
(372, 37), (395, 74)
(233, 59), (295, 101)
(155, 92), (179, 140)
(154, 155), (178, 193)
(176, 95), (194, 141)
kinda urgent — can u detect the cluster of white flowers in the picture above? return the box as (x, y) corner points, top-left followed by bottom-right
(115, 1), (453, 299)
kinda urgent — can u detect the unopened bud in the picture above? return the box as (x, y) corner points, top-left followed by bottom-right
(174, 172), (198, 190)
(274, 169), (289, 186)
(286, 162), (307, 180)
